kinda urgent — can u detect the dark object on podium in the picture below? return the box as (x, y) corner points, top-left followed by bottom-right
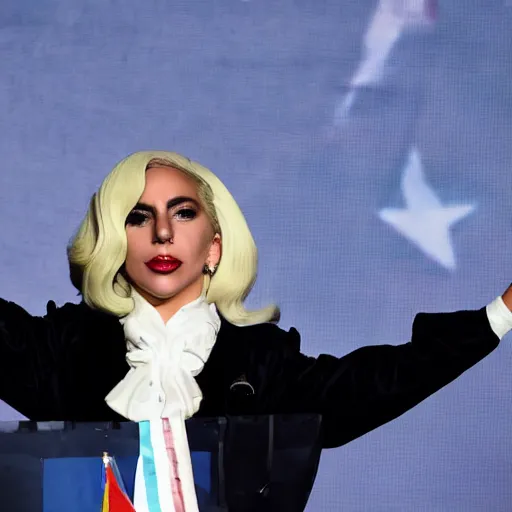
(0, 414), (322, 512)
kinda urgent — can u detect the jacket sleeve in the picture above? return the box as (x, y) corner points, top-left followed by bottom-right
(0, 298), (74, 420)
(262, 308), (500, 449)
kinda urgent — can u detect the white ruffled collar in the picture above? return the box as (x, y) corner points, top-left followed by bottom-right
(105, 288), (221, 421)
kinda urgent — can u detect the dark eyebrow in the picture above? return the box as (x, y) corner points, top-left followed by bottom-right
(132, 196), (200, 214)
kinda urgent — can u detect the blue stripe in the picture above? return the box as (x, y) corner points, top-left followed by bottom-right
(139, 421), (162, 512)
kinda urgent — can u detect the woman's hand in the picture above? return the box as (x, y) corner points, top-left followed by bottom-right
(502, 284), (512, 312)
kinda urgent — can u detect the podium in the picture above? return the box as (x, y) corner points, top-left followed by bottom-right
(0, 414), (322, 512)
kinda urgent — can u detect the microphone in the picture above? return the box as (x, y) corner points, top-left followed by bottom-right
(228, 374), (255, 414)
(229, 374), (255, 396)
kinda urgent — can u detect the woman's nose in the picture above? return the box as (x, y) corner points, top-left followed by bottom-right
(154, 216), (174, 244)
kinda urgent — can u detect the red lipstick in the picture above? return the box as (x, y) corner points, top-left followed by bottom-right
(145, 255), (182, 274)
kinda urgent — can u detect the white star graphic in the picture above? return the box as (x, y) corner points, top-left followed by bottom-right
(378, 148), (475, 270)
(333, 0), (436, 124)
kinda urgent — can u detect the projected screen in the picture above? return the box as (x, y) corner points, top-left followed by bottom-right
(1, 1), (511, 510)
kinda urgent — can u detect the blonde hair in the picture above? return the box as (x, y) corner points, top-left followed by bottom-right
(67, 151), (279, 325)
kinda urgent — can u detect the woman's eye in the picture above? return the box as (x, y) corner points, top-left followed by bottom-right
(175, 208), (197, 220)
(126, 211), (150, 226)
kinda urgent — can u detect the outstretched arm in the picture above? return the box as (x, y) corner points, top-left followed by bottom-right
(0, 299), (69, 420)
(266, 290), (512, 449)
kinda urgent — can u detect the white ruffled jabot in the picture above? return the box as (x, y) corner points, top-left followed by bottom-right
(106, 289), (220, 421)
(105, 289), (221, 511)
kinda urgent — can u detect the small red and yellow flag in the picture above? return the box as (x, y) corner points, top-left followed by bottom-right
(101, 453), (136, 512)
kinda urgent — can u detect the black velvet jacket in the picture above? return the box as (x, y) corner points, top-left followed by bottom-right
(0, 298), (500, 449)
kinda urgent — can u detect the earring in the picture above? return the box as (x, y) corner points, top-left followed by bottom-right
(203, 264), (218, 276)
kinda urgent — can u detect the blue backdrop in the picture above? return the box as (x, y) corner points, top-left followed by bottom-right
(1, 0), (512, 510)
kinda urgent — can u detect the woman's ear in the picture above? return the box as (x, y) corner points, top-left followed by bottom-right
(207, 233), (222, 268)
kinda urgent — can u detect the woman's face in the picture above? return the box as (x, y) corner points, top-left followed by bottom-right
(124, 166), (221, 308)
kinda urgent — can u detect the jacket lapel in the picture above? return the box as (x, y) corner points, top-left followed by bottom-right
(194, 317), (250, 416)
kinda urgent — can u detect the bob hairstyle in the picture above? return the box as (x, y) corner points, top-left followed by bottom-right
(67, 151), (279, 325)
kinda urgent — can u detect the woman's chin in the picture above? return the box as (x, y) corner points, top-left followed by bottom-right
(141, 288), (178, 301)
(133, 281), (202, 305)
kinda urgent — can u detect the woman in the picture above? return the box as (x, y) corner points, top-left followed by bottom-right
(0, 151), (511, 510)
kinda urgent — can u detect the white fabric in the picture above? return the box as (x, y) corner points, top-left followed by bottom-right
(133, 457), (149, 512)
(151, 419), (176, 511)
(105, 290), (220, 420)
(105, 289), (221, 512)
(486, 296), (512, 340)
